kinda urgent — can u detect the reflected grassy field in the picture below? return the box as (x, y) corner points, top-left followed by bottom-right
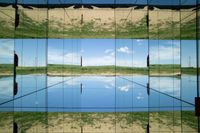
(0, 7), (197, 39)
(0, 64), (13, 75)
(0, 64), (198, 76)
(47, 64), (148, 75)
(0, 111), (197, 133)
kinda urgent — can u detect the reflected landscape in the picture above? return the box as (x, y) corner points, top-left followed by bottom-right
(0, 0), (200, 132)
(0, 75), (198, 132)
(0, 111), (198, 132)
(0, 37), (199, 132)
(9, 75), (196, 110)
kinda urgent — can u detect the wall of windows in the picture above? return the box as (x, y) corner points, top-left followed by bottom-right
(0, 0), (200, 132)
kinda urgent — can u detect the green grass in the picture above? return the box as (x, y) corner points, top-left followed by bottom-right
(150, 64), (200, 75)
(0, 64), (47, 75)
(16, 67), (46, 75)
(0, 64), (13, 75)
(0, 64), (199, 75)
(150, 64), (181, 75)
(0, 111), (197, 132)
(182, 67), (197, 74)
(47, 64), (148, 75)
(47, 64), (198, 76)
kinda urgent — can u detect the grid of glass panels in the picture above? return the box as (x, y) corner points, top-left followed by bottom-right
(0, 0), (199, 132)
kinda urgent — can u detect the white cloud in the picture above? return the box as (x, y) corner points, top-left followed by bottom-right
(0, 40), (14, 59)
(48, 48), (80, 65)
(133, 60), (146, 67)
(116, 60), (132, 67)
(83, 56), (114, 66)
(117, 46), (131, 54)
(104, 49), (113, 54)
(83, 49), (115, 66)
(105, 49), (115, 57)
(150, 45), (180, 62)
(116, 60), (146, 67)
(48, 46), (146, 67)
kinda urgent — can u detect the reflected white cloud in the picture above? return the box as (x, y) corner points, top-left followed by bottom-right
(48, 77), (72, 86)
(150, 45), (180, 63)
(136, 92), (144, 100)
(150, 77), (180, 97)
(136, 39), (144, 46)
(118, 84), (131, 92)
(136, 39), (143, 42)
(65, 78), (80, 86)
(166, 40), (180, 46)
(0, 78), (13, 97)
(105, 85), (112, 89)
(103, 77), (115, 89)
(104, 82), (115, 89)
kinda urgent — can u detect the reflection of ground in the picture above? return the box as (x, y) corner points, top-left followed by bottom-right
(0, 64), (197, 76)
(0, 6), (196, 39)
(0, 111), (197, 132)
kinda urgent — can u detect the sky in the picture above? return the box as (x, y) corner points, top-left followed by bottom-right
(14, 39), (46, 66)
(46, 38), (196, 67)
(48, 39), (148, 67)
(0, 38), (197, 67)
(0, 39), (14, 64)
(0, 0), (196, 5)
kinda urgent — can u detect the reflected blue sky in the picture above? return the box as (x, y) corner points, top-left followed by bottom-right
(0, 39), (196, 67)
(0, 75), (195, 112)
(0, 77), (13, 105)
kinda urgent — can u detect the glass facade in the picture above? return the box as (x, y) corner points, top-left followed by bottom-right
(0, 0), (200, 132)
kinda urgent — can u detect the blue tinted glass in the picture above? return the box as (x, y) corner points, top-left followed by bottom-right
(181, 0), (196, 5)
(18, 0), (47, 4)
(149, 0), (195, 5)
(82, 0), (114, 4)
(116, 0), (147, 4)
(0, 0), (196, 5)
(0, 0), (14, 4)
(51, 0), (82, 4)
